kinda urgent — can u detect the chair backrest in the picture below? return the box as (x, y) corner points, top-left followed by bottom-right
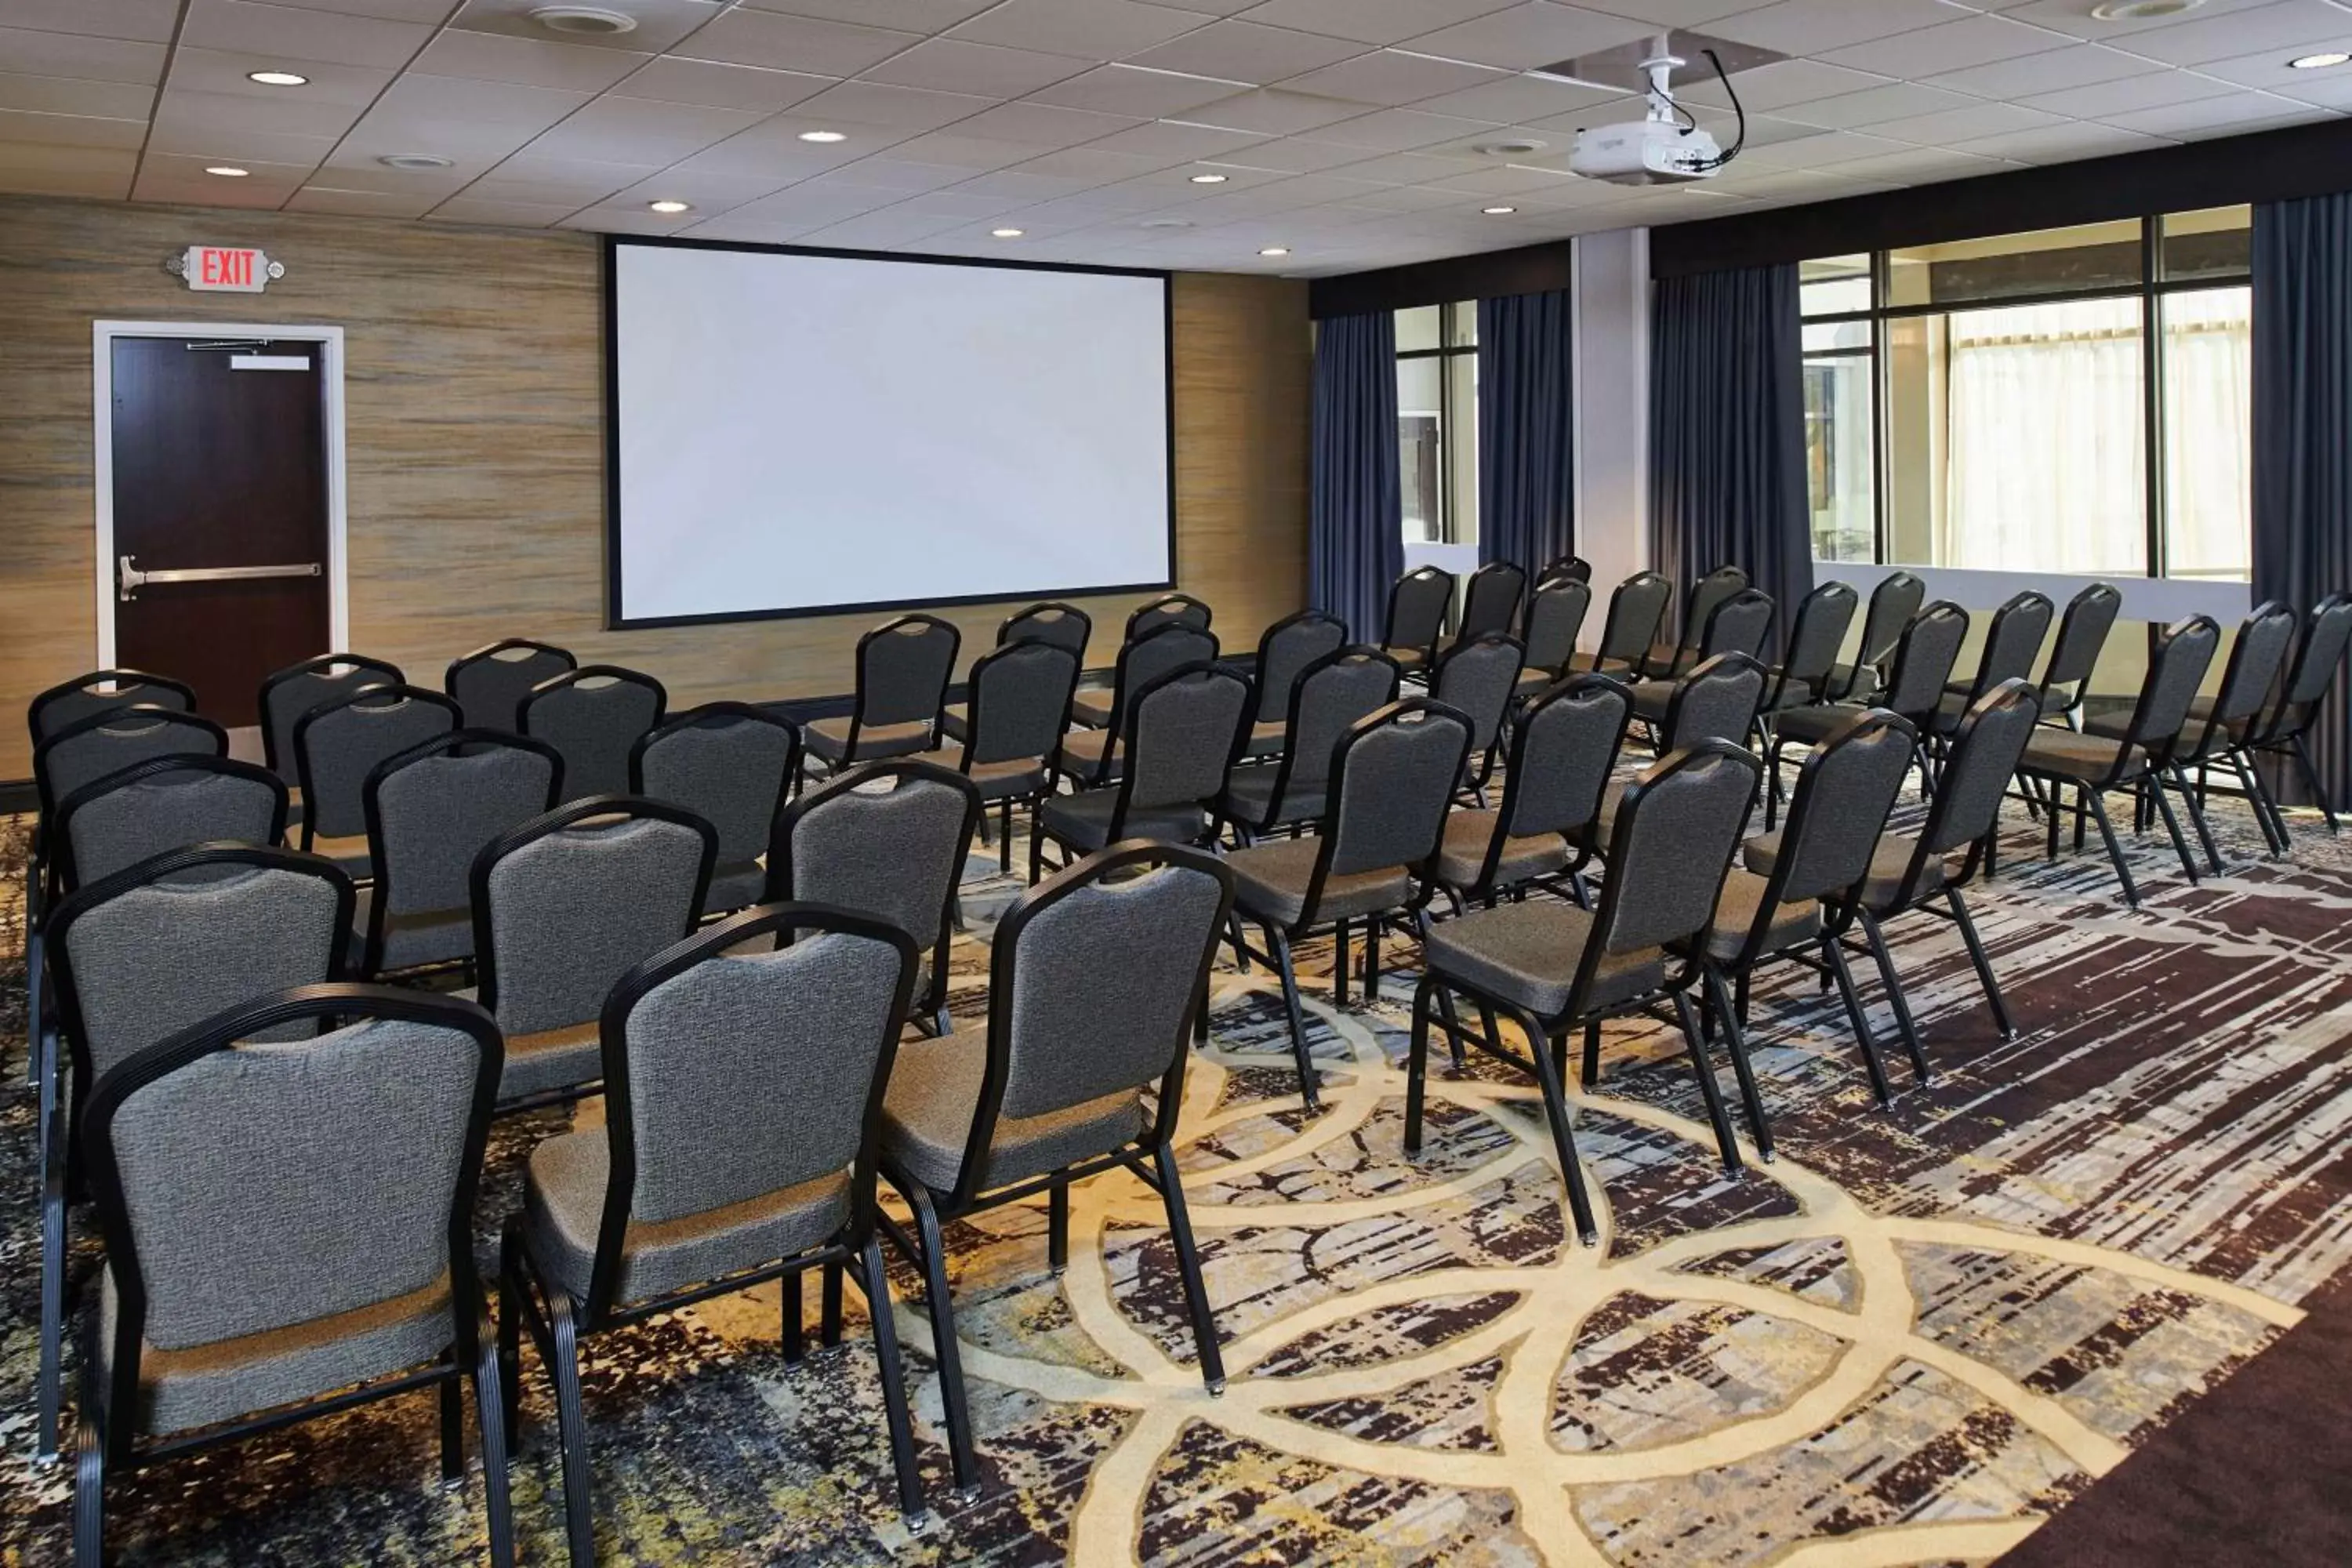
(1383, 566), (1455, 653)
(2116, 615), (2222, 761)
(445, 638), (577, 734)
(587, 903), (917, 1319)
(35, 706), (227, 822)
(1316, 699), (1473, 883)
(768, 760), (978, 983)
(1679, 564), (1751, 650)
(294, 683), (462, 844)
(1854, 572), (1927, 672)
(47, 845), (355, 1094)
(1432, 633), (1524, 757)
(1538, 554), (1592, 586)
(854, 614), (960, 731)
(1458, 561), (1527, 641)
(1271, 646), (1401, 797)
(521, 664), (666, 801)
(1497, 674), (1632, 844)
(1127, 593), (1212, 641)
(1250, 610), (1348, 724)
(2201, 601), (2299, 739)
(1119, 662), (1250, 815)
(1597, 572), (1673, 664)
(999, 601), (1092, 656)
(1697, 586), (1774, 662)
(1592, 742), (1759, 956)
(1756, 710), (1917, 913)
(365, 729), (562, 955)
(1778, 581), (1860, 697)
(630, 703), (800, 870)
(1881, 602), (1972, 722)
(55, 755), (287, 891)
(260, 654), (403, 782)
(1522, 579), (1592, 675)
(473, 797), (714, 1036)
(1660, 652), (1767, 751)
(1109, 622), (1218, 738)
(1918, 680), (2042, 859)
(28, 668), (194, 749)
(2037, 584), (2122, 711)
(1967, 591), (2056, 700)
(2276, 592), (2352, 721)
(963, 641), (1080, 769)
(81, 985), (498, 1441)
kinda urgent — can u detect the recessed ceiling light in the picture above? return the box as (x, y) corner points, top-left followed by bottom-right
(1259, 246), (1290, 256)
(992, 227), (1024, 238)
(205, 165), (250, 177)
(247, 70), (307, 86)
(2290, 50), (2350, 68)
(798, 129), (846, 143)
(1189, 172), (1228, 183)
(529, 4), (637, 34)
(1140, 217), (1194, 229)
(2089, 0), (2201, 18)
(1482, 205), (1518, 215)
(378, 154), (453, 171)
(648, 199), (692, 213)
(1473, 138), (1546, 157)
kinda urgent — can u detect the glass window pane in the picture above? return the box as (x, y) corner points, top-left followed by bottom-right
(1805, 353), (1875, 564)
(1446, 299), (1479, 348)
(1396, 304), (1441, 353)
(1802, 253), (1871, 317)
(2161, 205), (2251, 283)
(1885, 219), (2144, 308)
(2161, 286), (2251, 581)
(1804, 320), (1871, 352)
(1448, 350), (1479, 546)
(1398, 355), (1442, 544)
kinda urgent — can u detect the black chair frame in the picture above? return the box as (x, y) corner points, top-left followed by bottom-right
(49, 753), (289, 896)
(260, 653), (404, 778)
(27, 668), (195, 751)
(292, 683), (465, 857)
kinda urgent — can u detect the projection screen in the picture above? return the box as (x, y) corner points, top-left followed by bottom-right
(605, 238), (1174, 627)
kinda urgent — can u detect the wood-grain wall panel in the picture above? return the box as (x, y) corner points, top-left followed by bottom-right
(0, 195), (1311, 776)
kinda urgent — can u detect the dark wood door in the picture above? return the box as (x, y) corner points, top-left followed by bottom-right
(111, 337), (332, 727)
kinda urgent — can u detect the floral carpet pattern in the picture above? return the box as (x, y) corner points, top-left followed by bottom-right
(1, 788), (2348, 1566)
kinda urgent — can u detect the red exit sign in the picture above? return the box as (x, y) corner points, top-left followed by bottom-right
(172, 244), (283, 292)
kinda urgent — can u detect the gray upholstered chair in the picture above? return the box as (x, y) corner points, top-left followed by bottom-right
(1757, 580), (1860, 724)
(1828, 571), (1926, 702)
(955, 641), (1081, 873)
(1537, 553), (1592, 586)
(1227, 699), (1472, 1108)
(877, 843), (1234, 1496)
(1454, 561), (1526, 644)
(1515, 577), (1592, 701)
(1240, 609), (1348, 757)
(521, 664), (667, 801)
(1567, 570), (1671, 675)
(259, 653), (403, 784)
(804, 615), (958, 772)
(293, 683), (463, 876)
(1766, 602), (1969, 828)
(1406, 741), (1762, 1241)
(630, 703), (800, 913)
(1071, 607), (1215, 729)
(1432, 673), (1630, 911)
(2031, 583), (2122, 729)
(2243, 592), (2352, 840)
(941, 602), (1091, 742)
(1933, 590), (2053, 742)
(1033, 662), (1249, 876)
(52, 755), (286, 893)
(768, 759), (979, 1036)
(38, 844), (357, 1463)
(445, 638), (577, 734)
(468, 797), (715, 1110)
(27, 668), (194, 750)
(1219, 646), (1399, 843)
(1595, 652), (1767, 838)
(1126, 591), (1212, 641)
(1381, 565), (1455, 677)
(500, 903), (928, 1562)
(1430, 631), (1524, 804)
(358, 729), (564, 977)
(74, 984), (513, 1568)
(1646, 564), (1751, 677)
(2017, 615), (2220, 906)
(1635, 587), (1774, 716)
(1058, 622), (1218, 785)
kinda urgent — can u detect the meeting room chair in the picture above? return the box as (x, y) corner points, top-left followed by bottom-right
(1593, 652), (1767, 843)
(1828, 572), (1926, 702)
(469, 797), (715, 1110)
(1430, 632), (1523, 805)
(358, 729), (564, 978)
(1033, 662), (1250, 877)
(1220, 646), (1399, 844)
(293, 683), (463, 875)
(1407, 741), (1762, 1242)
(2243, 591), (2352, 838)
(1647, 564), (1751, 678)
(1766, 602), (1969, 827)
(1127, 592), (1212, 641)
(804, 615), (959, 774)
(941, 602), (1091, 742)
(1431, 673), (1631, 914)
(875, 843), (1234, 1497)
(1381, 565), (1456, 677)
(1239, 609), (1348, 758)
(1756, 581), (1860, 730)
(1455, 561), (1527, 644)
(521, 664), (667, 801)
(500, 904), (927, 1562)
(1628, 589), (1776, 742)
(954, 640), (1081, 873)
(630, 702), (800, 914)
(1058, 622), (1218, 786)
(1933, 590), (2053, 758)
(260, 653), (403, 784)
(1515, 577), (1592, 702)
(768, 760), (978, 1038)
(1537, 553), (1592, 586)
(74, 984), (514, 1568)
(2031, 583), (2123, 729)
(1227, 699), (1472, 1109)
(445, 638), (578, 735)
(27, 668), (194, 751)
(1567, 570), (1672, 676)
(50, 754), (287, 895)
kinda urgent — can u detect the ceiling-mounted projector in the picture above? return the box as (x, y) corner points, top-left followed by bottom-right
(1567, 39), (1744, 186)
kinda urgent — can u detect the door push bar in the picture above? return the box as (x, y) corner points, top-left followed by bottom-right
(118, 554), (321, 602)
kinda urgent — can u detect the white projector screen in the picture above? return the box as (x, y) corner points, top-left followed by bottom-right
(607, 238), (1174, 627)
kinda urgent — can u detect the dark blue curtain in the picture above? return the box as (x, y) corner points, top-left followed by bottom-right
(1649, 262), (1812, 648)
(2252, 192), (2352, 809)
(1310, 312), (1405, 641)
(1476, 289), (1574, 572)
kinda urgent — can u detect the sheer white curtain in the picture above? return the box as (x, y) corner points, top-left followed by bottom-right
(2161, 287), (2252, 579)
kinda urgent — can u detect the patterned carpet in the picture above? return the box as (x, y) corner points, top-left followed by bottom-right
(2, 781), (2349, 1566)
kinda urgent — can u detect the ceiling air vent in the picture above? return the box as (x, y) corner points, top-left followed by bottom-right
(530, 5), (639, 35)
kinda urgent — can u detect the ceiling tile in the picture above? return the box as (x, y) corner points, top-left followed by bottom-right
(673, 124), (887, 176)
(178, 0), (435, 69)
(735, 0), (1001, 28)
(1025, 64), (1250, 116)
(1820, 16), (2074, 78)
(1081, 118), (1269, 158)
(1305, 104), (1496, 150)
(671, 9), (922, 75)
(948, 165), (1098, 198)
(1185, 87), (1383, 133)
(1991, 0), (2278, 42)
(464, 151), (660, 203)
(612, 56), (837, 112)
(608, 167), (793, 207)
(1797, 144), (2015, 184)
(151, 85), (365, 139)
(132, 172), (304, 206)
(1706, 0), (1960, 56)
(947, 0), (1210, 60)
(1675, 57), (1890, 113)
(0, 71), (154, 118)
(0, 106), (146, 147)
(1007, 143), (1178, 180)
(0, 24), (168, 83)
(1392, 3), (1654, 71)
(2016, 69), (2238, 118)
(880, 130), (1047, 170)
(411, 30), (653, 91)
(1571, 0), (1759, 22)
(2103, 91), (2328, 137)
(165, 47), (397, 107)
(285, 183), (440, 216)
(863, 38), (1089, 97)
(526, 96), (768, 162)
(1227, 0), (1521, 49)
(1404, 71), (1633, 123)
(948, 99), (1145, 145)
(2106, 0), (2352, 67)
(1918, 44), (2163, 100)
(1275, 49), (1507, 106)
(1197, 132), (1377, 170)
(448, 0), (725, 54)
(370, 71), (593, 128)
(426, 195), (582, 226)
(1947, 122), (2175, 162)
(0, 140), (139, 177)
(1770, 81), (1983, 130)
(1861, 100), (2064, 146)
(2196, 47), (2352, 93)
(0, 0), (181, 43)
(558, 203), (706, 234)
(788, 78), (999, 131)
(1123, 19), (1368, 82)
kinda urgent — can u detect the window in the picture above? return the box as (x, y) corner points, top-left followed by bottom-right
(1396, 302), (1478, 546)
(1799, 206), (2251, 582)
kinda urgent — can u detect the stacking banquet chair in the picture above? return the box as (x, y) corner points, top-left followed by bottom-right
(1514, 576), (1592, 705)
(1754, 581), (1860, 740)
(1931, 590), (2053, 764)
(2016, 615), (2221, 906)
(27, 668), (194, 752)
(358, 730), (564, 978)
(954, 640), (1080, 873)
(2242, 591), (2352, 839)
(1381, 565), (1455, 679)
(51, 754), (286, 894)
(1057, 622), (1218, 786)
(1828, 571), (1926, 702)
(1749, 681), (2045, 1070)
(1454, 561), (1527, 644)
(941, 601), (1091, 742)
(74, 985), (514, 1568)
(1238, 609), (1347, 758)
(804, 615), (959, 773)
(1646, 564), (1751, 678)
(1595, 653), (1768, 840)
(468, 797), (715, 1110)
(501, 905), (927, 1561)
(293, 683), (463, 877)
(1034, 662), (1250, 876)
(521, 664), (666, 801)
(1068, 598), (1211, 728)
(1628, 590), (1776, 745)
(1431, 673), (1630, 915)
(1693, 710), (1920, 1143)
(876, 843), (1235, 1497)
(768, 760), (978, 1037)
(630, 702), (801, 914)
(259, 653), (402, 785)
(1431, 632), (1524, 804)
(1764, 602), (1969, 829)
(38, 844), (357, 1463)
(1227, 699), (1472, 1109)
(1407, 741), (1764, 1241)
(1219, 647), (1400, 844)
(445, 638), (577, 734)
(2031, 583), (2123, 730)
(1537, 553), (1592, 586)
(1567, 570), (1672, 675)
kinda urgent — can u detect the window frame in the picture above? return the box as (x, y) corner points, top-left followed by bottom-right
(1396, 300), (1479, 547)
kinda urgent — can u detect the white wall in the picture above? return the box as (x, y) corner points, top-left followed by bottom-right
(1572, 227), (1651, 622)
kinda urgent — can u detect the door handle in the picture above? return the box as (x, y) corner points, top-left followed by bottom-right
(118, 554), (321, 602)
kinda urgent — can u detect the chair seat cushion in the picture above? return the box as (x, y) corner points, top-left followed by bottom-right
(1704, 868), (1820, 962)
(1054, 727), (1117, 785)
(354, 887), (473, 973)
(1425, 901), (1661, 1019)
(1432, 810), (1569, 891)
(2021, 729), (2140, 782)
(1069, 689), (1114, 728)
(1037, 790), (1207, 854)
(1644, 641), (1692, 677)
(964, 756), (1049, 801)
(1219, 767), (1322, 829)
(1243, 720), (1286, 758)
(470, 1009), (601, 1103)
(938, 703), (969, 742)
(1746, 829), (1949, 911)
(1769, 702), (1869, 746)
(804, 716), (932, 762)
(1225, 837), (1407, 927)
(1387, 646), (1429, 671)
(1629, 678), (1675, 723)
(1825, 662), (1882, 702)
(1564, 652), (1635, 675)
(703, 860), (766, 916)
(881, 1032), (1145, 1194)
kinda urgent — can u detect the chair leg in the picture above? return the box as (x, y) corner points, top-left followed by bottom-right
(999, 800), (1014, 875)
(2082, 789), (2141, 908)
(1581, 1018), (1602, 1090)
(1856, 908), (1930, 1085)
(1154, 1143), (1227, 1393)
(1505, 1000), (1600, 1244)
(2170, 764), (2224, 874)
(1669, 989), (1744, 1176)
(1410, 909), (1468, 1071)
(1267, 926), (1319, 1111)
(2234, 750), (2291, 856)
(1823, 935), (1893, 1106)
(906, 1185), (981, 1497)
(2290, 735), (2341, 832)
(439, 1360), (465, 1483)
(1363, 916), (1381, 1004)
(71, 1400), (103, 1568)
(496, 1225), (524, 1439)
(473, 1326), (520, 1568)
(546, 1290), (597, 1568)
(1701, 966), (1773, 1162)
(821, 1260), (844, 1346)
(1404, 976), (1435, 1154)
(25, 915), (43, 1091)
(1047, 1176), (1070, 1275)
(782, 1269), (804, 1365)
(854, 1240), (931, 1530)
(1944, 887), (2016, 1040)
(1225, 914), (1252, 974)
(38, 1160), (67, 1464)
(1332, 919), (1350, 1007)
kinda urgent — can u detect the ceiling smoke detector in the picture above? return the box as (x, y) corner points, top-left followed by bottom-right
(529, 5), (639, 35)
(2089, 1), (2203, 20)
(379, 154), (454, 171)
(1473, 138), (1547, 158)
